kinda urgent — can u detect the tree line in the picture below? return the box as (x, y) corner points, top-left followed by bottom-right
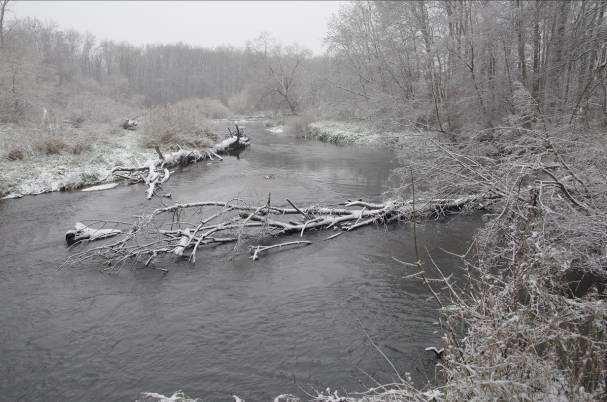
(1, 0), (605, 132)
(327, 0), (607, 130)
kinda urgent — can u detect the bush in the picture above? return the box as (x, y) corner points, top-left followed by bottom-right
(6, 146), (25, 160)
(285, 112), (316, 137)
(193, 98), (232, 119)
(143, 99), (219, 149)
(34, 137), (67, 155)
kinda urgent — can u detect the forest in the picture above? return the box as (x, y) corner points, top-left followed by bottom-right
(1, 1), (606, 401)
(2, 1), (605, 132)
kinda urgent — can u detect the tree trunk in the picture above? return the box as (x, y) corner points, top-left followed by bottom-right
(546, 1), (570, 118)
(531, 0), (541, 101)
(516, 0), (528, 86)
(0, 0), (9, 49)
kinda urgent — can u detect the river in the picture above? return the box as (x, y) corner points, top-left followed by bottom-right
(0, 122), (479, 401)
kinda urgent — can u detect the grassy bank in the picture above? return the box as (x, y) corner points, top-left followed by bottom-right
(270, 117), (430, 149)
(0, 98), (234, 198)
(0, 126), (155, 198)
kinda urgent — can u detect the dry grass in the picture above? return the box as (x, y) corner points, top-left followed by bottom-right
(6, 146), (25, 161)
(34, 137), (68, 155)
(142, 98), (223, 149)
(1, 83), (140, 161)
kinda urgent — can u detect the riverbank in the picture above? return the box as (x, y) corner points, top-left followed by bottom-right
(0, 118), (253, 199)
(372, 124), (607, 400)
(0, 123), (156, 198)
(268, 118), (607, 400)
(267, 118), (433, 150)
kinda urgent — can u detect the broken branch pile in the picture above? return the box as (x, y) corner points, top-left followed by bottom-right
(62, 194), (486, 271)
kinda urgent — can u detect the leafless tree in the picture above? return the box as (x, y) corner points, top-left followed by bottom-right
(0, 0), (9, 48)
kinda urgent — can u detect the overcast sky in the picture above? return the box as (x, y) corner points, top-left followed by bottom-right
(11, 1), (345, 53)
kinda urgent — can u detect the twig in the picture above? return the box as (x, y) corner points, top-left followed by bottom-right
(249, 240), (312, 261)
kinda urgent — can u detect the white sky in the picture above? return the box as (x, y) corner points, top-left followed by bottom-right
(11, 1), (345, 54)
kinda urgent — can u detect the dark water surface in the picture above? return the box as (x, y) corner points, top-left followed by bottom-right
(0, 123), (479, 401)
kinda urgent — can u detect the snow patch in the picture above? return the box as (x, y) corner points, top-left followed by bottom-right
(137, 391), (198, 402)
(81, 182), (119, 192)
(305, 120), (423, 147)
(266, 125), (284, 134)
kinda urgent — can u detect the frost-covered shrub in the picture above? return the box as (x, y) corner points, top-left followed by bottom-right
(143, 99), (219, 149)
(401, 122), (607, 400)
(6, 146), (26, 160)
(305, 120), (386, 145)
(34, 137), (67, 155)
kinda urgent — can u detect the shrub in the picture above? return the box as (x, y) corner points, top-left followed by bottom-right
(143, 99), (219, 149)
(34, 137), (67, 155)
(193, 98), (232, 119)
(7, 146), (25, 160)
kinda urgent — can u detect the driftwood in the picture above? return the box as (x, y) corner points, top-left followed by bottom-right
(80, 182), (120, 192)
(62, 194), (486, 271)
(66, 222), (122, 246)
(111, 132), (250, 199)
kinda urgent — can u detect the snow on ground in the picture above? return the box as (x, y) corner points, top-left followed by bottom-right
(266, 125), (284, 134)
(306, 120), (431, 149)
(137, 391), (198, 402)
(0, 131), (157, 198)
(307, 121), (382, 145)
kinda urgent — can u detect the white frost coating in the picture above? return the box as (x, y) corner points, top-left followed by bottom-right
(80, 182), (119, 192)
(137, 391), (198, 402)
(266, 125), (284, 134)
(273, 394), (299, 402)
(213, 136), (238, 150)
(422, 389), (444, 400)
(307, 121), (381, 145)
(306, 120), (429, 147)
(1, 132), (157, 198)
(1, 130), (250, 199)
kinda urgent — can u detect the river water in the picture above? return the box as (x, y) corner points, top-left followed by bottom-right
(0, 122), (479, 401)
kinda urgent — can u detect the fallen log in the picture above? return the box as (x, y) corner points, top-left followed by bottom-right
(62, 194), (488, 271)
(213, 134), (250, 154)
(65, 222), (122, 246)
(111, 132), (251, 199)
(80, 183), (120, 192)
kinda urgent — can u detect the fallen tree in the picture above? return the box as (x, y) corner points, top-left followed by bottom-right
(66, 222), (122, 246)
(62, 194), (490, 271)
(111, 127), (250, 199)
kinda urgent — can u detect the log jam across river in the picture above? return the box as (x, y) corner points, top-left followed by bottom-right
(0, 121), (479, 401)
